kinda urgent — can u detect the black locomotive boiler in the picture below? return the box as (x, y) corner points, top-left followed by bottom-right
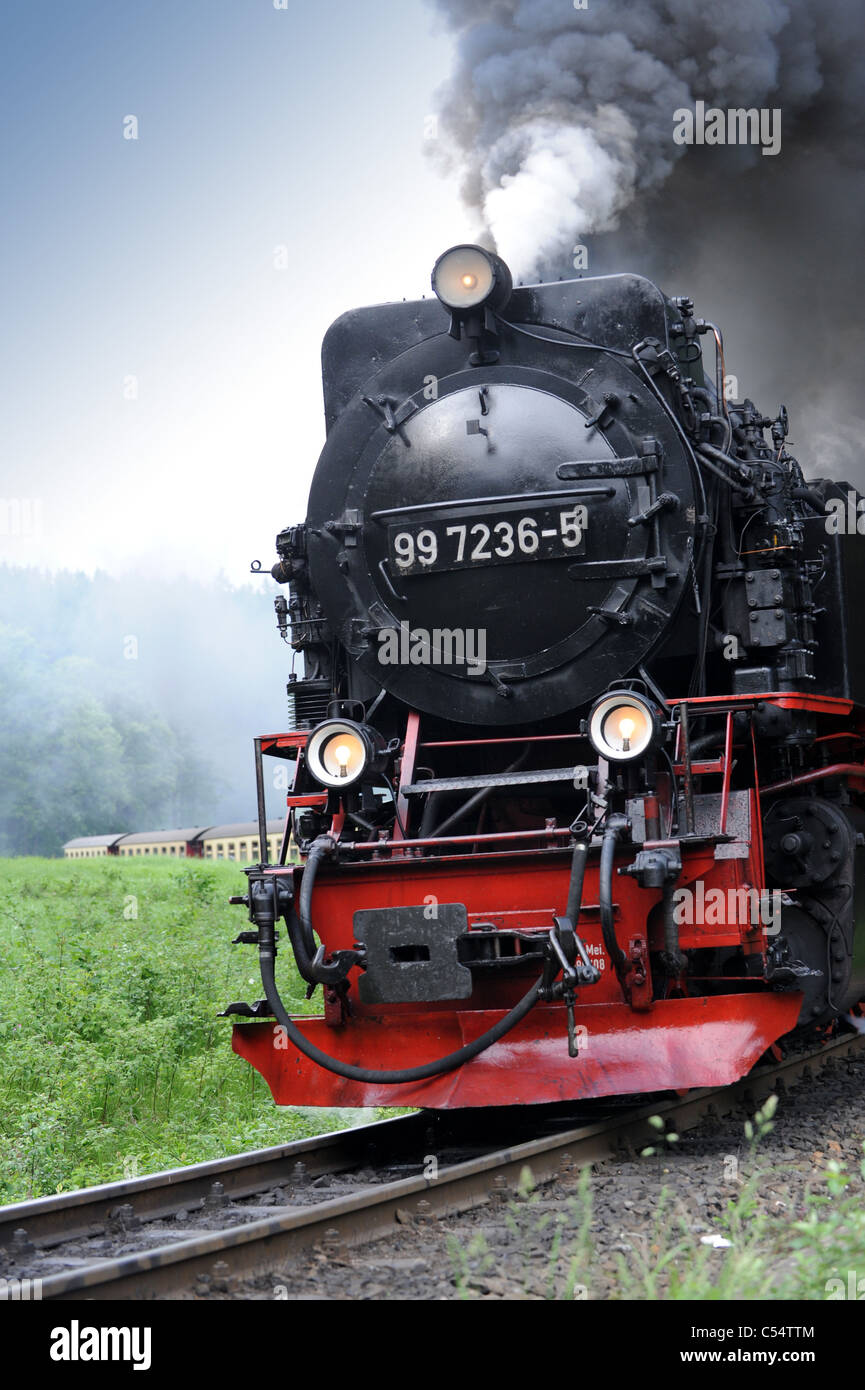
(228, 244), (865, 1109)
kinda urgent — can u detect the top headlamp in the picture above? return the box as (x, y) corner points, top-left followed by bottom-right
(431, 244), (513, 314)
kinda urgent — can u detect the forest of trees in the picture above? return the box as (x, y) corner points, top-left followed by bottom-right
(0, 566), (289, 856)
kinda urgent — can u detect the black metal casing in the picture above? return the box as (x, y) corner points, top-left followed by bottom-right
(306, 275), (698, 725)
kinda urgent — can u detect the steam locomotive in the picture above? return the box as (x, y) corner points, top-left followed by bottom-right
(227, 244), (865, 1108)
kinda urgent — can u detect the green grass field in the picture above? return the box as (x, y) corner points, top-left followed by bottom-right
(5, 857), (865, 1298)
(0, 857), (373, 1203)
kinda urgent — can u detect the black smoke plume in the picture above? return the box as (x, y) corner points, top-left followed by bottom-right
(427, 0), (865, 482)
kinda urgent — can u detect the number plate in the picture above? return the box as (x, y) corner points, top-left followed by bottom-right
(388, 503), (587, 577)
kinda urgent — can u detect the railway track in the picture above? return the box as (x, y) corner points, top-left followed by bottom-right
(2, 1029), (862, 1300)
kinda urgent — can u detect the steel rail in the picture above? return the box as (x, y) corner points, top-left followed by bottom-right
(0, 1111), (426, 1251)
(7, 1029), (861, 1301)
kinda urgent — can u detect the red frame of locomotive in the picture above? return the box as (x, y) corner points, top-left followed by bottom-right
(232, 691), (865, 1109)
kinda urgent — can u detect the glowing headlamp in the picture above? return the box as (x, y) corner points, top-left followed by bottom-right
(588, 691), (661, 763)
(304, 718), (390, 791)
(306, 720), (373, 789)
(431, 244), (513, 314)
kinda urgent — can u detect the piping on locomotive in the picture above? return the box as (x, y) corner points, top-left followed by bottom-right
(226, 245), (865, 1108)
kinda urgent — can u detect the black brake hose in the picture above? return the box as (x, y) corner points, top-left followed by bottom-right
(298, 836), (333, 957)
(259, 950), (543, 1084)
(284, 909), (349, 988)
(261, 833), (545, 1083)
(286, 835), (356, 987)
(599, 821), (628, 977)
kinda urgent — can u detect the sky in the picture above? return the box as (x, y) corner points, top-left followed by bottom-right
(3, 2), (862, 590)
(0, 0), (475, 582)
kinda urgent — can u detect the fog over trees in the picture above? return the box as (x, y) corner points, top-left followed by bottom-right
(0, 567), (289, 856)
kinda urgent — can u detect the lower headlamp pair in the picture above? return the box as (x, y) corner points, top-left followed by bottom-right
(306, 691), (661, 795)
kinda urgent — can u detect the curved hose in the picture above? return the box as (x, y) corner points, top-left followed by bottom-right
(259, 951), (543, 1084)
(599, 821), (627, 976)
(291, 835), (363, 986)
(298, 835), (334, 957)
(284, 909), (353, 987)
(262, 832), (545, 1083)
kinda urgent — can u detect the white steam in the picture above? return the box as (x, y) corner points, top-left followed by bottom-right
(483, 111), (637, 274)
(426, 0), (865, 488)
